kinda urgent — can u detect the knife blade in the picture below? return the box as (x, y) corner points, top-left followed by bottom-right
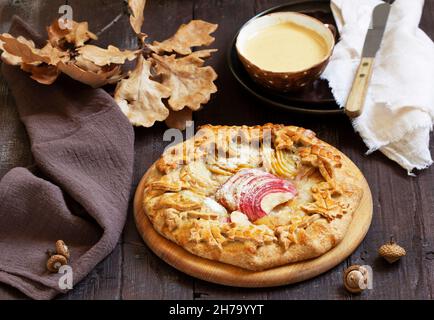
(345, 3), (391, 118)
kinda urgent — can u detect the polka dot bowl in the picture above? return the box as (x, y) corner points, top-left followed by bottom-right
(236, 11), (335, 92)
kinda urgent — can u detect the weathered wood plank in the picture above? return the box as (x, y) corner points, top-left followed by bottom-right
(122, 243), (193, 299)
(66, 0), (136, 49)
(413, 143), (434, 299)
(0, 0), (65, 300)
(193, 0), (266, 128)
(408, 0), (434, 291)
(0, 0), (65, 34)
(60, 243), (123, 300)
(343, 148), (432, 299)
(418, 0), (434, 298)
(0, 69), (32, 299)
(120, 0), (195, 300)
(192, 0), (345, 300)
(0, 0), (131, 300)
(0, 70), (32, 177)
(50, 0), (138, 300)
(192, 0), (267, 300)
(339, 0), (434, 300)
(0, 0), (67, 176)
(0, 0), (432, 300)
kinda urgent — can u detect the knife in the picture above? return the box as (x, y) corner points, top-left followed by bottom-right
(345, 3), (391, 118)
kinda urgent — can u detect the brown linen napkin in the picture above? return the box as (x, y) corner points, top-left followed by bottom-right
(0, 17), (134, 299)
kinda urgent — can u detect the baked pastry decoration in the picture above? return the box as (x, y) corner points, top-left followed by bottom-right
(141, 124), (364, 270)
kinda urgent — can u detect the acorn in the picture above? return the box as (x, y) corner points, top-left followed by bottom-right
(55, 240), (70, 259)
(46, 240), (70, 272)
(378, 238), (406, 263)
(343, 265), (368, 293)
(46, 254), (68, 272)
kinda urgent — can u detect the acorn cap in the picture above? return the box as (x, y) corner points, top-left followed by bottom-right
(378, 241), (406, 263)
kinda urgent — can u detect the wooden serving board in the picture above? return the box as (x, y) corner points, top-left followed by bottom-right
(134, 160), (373, 288)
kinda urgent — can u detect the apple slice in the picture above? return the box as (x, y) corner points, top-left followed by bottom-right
(216, 168), (262, 210)
(241, 182), (295, 221)
(230, 211), (251, 226)
(216, 169), (297, 222)
(261, 192), (294, 213)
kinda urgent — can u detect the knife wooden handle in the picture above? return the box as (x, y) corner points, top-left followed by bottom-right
(345, 57), (374, 118)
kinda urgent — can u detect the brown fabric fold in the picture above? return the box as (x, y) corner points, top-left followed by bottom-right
(0, 17), (134, 299)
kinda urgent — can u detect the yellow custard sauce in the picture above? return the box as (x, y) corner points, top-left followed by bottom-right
(243, 22), (328, 72)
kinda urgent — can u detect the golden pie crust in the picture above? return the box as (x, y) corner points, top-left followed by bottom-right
(141, 124), (364, 271)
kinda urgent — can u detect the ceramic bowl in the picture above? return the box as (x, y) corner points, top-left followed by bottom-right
(236, 12), (335, 92)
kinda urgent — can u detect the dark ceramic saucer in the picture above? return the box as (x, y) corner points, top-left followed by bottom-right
(228, 0), (343, 115)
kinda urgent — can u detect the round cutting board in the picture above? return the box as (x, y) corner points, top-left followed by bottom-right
(134, 160), (373, 287)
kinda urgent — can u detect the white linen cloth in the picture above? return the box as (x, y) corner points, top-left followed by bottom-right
(322, 0), (434, 174)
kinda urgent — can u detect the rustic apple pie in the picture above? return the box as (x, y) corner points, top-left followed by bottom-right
(141, 124), (364, 271)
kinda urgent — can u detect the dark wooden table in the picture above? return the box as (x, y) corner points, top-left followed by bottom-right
(0, 0), (433, 300)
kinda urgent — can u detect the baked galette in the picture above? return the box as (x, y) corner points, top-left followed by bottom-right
(142, 124), (364, 271)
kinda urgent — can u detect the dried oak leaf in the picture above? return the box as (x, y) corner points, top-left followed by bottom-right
(47, 20), (97, 48)
(58, 61), (121, 88)
(150, 20), (218, 55)
(0, 34), (68, 84)
(165, 108), (193, 130)
(114, 55), (171, 127)
(0, 35), (34, 65)
(128, 0), (146, 35)
(137, 33), (148, 46)
(188, 49), (218, 60)
(151, 52), (217, 111)
(21, 63), (60, 85)
(39, 42), (71, 67)
(0, 34), (52, 64)
(77, 45), (138, 67)
(74, 55), (102, 73)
